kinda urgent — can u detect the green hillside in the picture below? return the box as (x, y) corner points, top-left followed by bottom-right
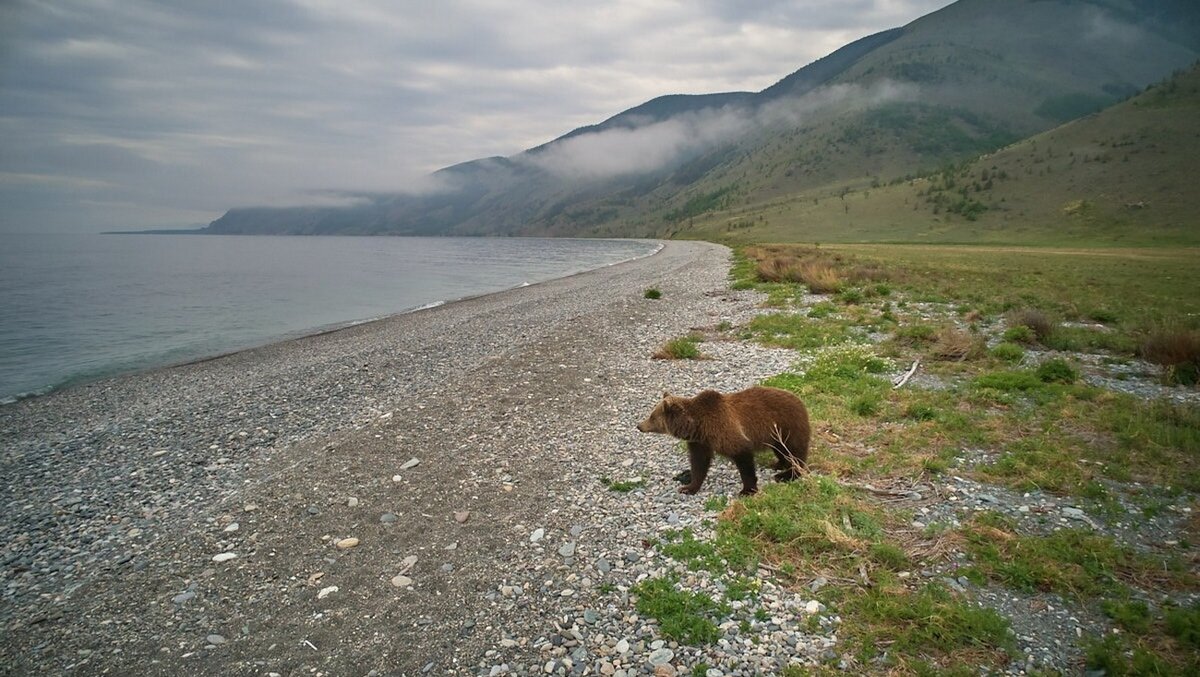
(682, 63), (1200, 246)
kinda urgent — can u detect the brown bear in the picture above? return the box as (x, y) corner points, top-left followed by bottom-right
(636, 386), (810, 496)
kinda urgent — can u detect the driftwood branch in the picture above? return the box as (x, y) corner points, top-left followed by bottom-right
(841, 481), (925, 501)
(892, 359), (920, 389)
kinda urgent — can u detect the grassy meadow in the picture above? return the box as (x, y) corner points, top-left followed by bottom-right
(634, 243), (1200, 674)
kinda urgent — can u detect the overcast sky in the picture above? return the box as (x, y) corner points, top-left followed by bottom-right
(0, 0), (952, 233)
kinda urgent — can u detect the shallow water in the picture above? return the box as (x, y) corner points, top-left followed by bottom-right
(0, 233), (658, 401)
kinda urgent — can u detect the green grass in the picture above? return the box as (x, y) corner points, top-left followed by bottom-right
(1084, 601), (1200, 675)
(715, 477), (1014, 671)
(600, 476), (645, 492)
(632, 576), (728, 644)
(961, 513), (1191, 597)
(654, 334), (703, 359)
(659, 528), (726, 573)
(843, 582), (1014, 669)
(747, 312), (856, 350)
(713, 242), (1200, 673)
(644, 287), (662, 299)
(1035, 358), (1078, 384)
(989, 342), (1025, 362)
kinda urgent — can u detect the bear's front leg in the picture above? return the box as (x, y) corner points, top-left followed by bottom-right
(732, 454), (758, 496)
(680, 442), (712, 494)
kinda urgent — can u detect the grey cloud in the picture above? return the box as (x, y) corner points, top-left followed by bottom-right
(0, 0), (953, 232)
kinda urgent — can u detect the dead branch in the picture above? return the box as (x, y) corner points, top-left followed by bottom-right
(892, 359), (920, 389)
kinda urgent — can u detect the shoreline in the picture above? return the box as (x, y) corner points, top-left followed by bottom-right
(2, 239), (800, 675)
(0, 238), (665, 407)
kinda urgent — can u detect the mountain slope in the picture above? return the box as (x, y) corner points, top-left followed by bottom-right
(683, 63), (1200, 246)
(202, 0), (1200, 240)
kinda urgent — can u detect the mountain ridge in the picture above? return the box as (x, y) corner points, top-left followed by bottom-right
(202, 0), (1200, 241)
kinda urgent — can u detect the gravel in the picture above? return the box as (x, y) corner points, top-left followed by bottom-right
(0, 240), (811, 675)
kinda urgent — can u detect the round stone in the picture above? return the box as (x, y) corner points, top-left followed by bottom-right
(648, 647), (674, 666)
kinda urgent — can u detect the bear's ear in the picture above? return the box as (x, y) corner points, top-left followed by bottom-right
(661, 391), (671, 400)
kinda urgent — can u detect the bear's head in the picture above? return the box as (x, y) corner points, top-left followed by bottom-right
(636, 392), (697, 440)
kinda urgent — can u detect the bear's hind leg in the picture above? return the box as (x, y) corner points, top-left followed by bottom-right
(733, 453), (759, 496)
(770, 444), (805, 483)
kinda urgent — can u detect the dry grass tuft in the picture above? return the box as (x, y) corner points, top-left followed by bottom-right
(1007, 308), (1055, 341)
(745, 245), (896, 294)
(1139, 327), (1200, 385)
(930, 326), (985, 361)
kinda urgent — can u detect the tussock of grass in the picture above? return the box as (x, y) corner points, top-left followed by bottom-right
(643, 287), (662, 299)
(930, 326), (984, 361)
(989, 342), (1025, 363)
(1002, 325), (1037, 344)
(1035, 358), (1079, 384)
(654, 334), (704, 359)
(1139, 327), (1200, 385)
(1007, 309), (1055, 341)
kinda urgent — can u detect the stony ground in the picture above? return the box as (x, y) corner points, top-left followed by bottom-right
(2, 240), (1195, 676)
(0, 241), (803, 676)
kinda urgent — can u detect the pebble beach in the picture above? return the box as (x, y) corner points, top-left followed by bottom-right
(0, 240), (817, 675)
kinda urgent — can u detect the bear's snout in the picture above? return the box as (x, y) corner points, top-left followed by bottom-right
(636, 420), (648, 432)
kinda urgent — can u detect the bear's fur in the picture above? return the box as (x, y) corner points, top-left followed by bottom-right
(636, 386), (810, 496)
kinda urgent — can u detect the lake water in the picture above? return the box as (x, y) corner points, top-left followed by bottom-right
(0, 234), (660, 402)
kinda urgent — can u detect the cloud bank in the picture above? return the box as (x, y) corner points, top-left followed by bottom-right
(524, 80), (917, 180)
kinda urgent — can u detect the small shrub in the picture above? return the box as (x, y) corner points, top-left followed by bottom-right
(1007, 309), (1054, 341)
(1088, 309), (1119, 324)
(990, 342), (1025, 363)
(1139, 328), (1200, 385)
(1002, 325), (1037, 344)
(655, 335), (703, 360)
(1036, 358), (1078, 384)
(644, 288), (662, 299)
